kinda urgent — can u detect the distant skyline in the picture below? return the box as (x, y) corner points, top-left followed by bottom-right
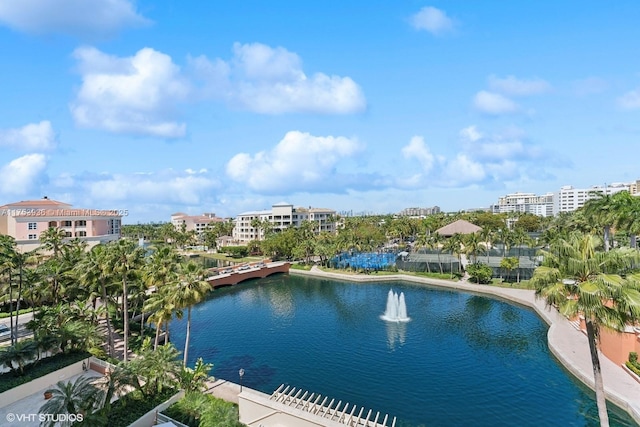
(1, 1), (639, 223)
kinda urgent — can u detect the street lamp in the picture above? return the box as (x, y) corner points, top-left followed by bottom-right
(239, 368), (245, 392)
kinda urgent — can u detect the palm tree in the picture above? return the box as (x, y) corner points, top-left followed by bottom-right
(39, 375), (103, 427)
(127, 339), (181, 397)
(178, 357), (213, 393)
(531, 232), (640, 427)
(429, 233), (445, 274)
(175, 261), (211, 367)
(463, 232), (485, 264)
(75, 245), (116, 357)
(0, 339), (37, 375)
(611, 191), (640, 248)
(443, 233), (463, 277)
(512, 228), (533, 283)
(39, 226), (67, 259)
(582, 191), (618, 252)
(144, 282), (180, 350)
(107, 239), (144, 362)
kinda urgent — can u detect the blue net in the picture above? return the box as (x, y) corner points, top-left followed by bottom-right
(331, 252), (397, 270)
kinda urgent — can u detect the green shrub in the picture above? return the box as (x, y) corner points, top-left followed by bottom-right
(629, 352), (638, 364)
(225, 246), (248, 258)
(164, 391), (244, 427)
(100, 388), (177, 427)
(0, 351), (91, 393)
(466, 263), (493, 284)
(626, 361), (640, 377)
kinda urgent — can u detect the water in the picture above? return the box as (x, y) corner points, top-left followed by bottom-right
(169, 274), (637, 427)
(381, 289), (410, 322)
(193, 256), (235, 269)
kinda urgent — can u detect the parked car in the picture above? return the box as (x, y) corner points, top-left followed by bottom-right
(0, 324), (12, 340)
(238, 265), (250, 271)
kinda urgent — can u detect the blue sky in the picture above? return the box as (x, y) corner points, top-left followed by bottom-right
(1, 1), (639, 223)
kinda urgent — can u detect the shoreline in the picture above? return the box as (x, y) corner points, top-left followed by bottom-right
(289, 266), (640, 425)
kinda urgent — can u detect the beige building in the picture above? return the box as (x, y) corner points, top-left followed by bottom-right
(233, 202), (336, 244)
(170, 212), (225, 234)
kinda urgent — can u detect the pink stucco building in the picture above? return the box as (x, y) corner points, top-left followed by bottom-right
(0, 197), (122, 251)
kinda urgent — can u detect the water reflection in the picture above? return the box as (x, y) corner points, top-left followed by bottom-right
(385, 320), (408, 350)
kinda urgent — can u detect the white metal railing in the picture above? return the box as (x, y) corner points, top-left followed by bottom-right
(270, 384), (395, 427)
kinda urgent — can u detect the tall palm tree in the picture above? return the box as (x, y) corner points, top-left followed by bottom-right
(429, 233), (445, 274)
(74, 245), (116, 357)
(107, 239), (144, 362)
(463, 232), (485, 264)
(582, 191), (618, 252)
(531, 232), (640, 427)
(512, 228), (533, 283)
(443, 234), (463, 277)
(175, 261), (211, 367)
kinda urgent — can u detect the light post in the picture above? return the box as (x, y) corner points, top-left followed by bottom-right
(239, 368), (244, 392)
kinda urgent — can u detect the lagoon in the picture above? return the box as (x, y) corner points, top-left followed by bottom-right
(169, 274), (636, 426)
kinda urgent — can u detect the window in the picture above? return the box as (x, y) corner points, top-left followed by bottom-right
(75, 231), (87, 237)
(28, 222), (37, 230)
(64, 232), (72, 237)
(75, 220), (86, 227)
(62, 221), (72, 227)
(28, 234), (37, 240)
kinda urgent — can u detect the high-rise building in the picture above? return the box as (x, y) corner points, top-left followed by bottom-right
(490, 192), (554, 217)
(553, 183), (630, 215)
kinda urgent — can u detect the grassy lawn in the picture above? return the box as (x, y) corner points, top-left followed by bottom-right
(299, 265), (537, 289)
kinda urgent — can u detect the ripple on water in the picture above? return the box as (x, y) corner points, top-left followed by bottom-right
(169, 275), (637, 427)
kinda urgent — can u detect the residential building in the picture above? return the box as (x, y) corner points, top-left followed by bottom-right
(398, 206), (441, 217)
(0, 197), (122, 251)
(170, 212), (225, 234)
(491, 192), (554, 217)
(553, 183), (630, 215)
(232, 202), (337, 244)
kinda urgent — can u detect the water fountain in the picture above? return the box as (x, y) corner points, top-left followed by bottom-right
(381, 289), (410, 322)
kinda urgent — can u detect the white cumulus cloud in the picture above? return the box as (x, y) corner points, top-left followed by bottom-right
(473, 91), (519, 115)
(226, 131), (364, 193)
(0, 0), (149, 37)
(0, 154), (47, 195)
(78, 169), (219, 205)
(0, 121), (56, 151)
(399, 126), (553, 189)
(401, 136), (435, 172)
(488, 75), (551, 96)
(410, 6), (455, 35)
(191, 42), (366, 114)
(618, 89), (640, 110)
(70, 46), (190, 138)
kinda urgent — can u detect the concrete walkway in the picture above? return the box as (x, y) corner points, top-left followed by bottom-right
(291, 266), (640, 424)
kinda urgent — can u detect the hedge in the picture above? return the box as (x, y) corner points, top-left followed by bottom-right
(0, 351), (91, 393)
(104, 388), (177, 427)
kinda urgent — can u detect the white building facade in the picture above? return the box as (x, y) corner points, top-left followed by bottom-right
(491, 192), (554, 217)
(553, 183), (631, 215)
(232, 202), (337, 244)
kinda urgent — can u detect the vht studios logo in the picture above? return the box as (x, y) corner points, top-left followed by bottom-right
(6, 413), (84, 423)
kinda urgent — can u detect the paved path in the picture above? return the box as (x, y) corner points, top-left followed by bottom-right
(290, 266), (640, 424)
